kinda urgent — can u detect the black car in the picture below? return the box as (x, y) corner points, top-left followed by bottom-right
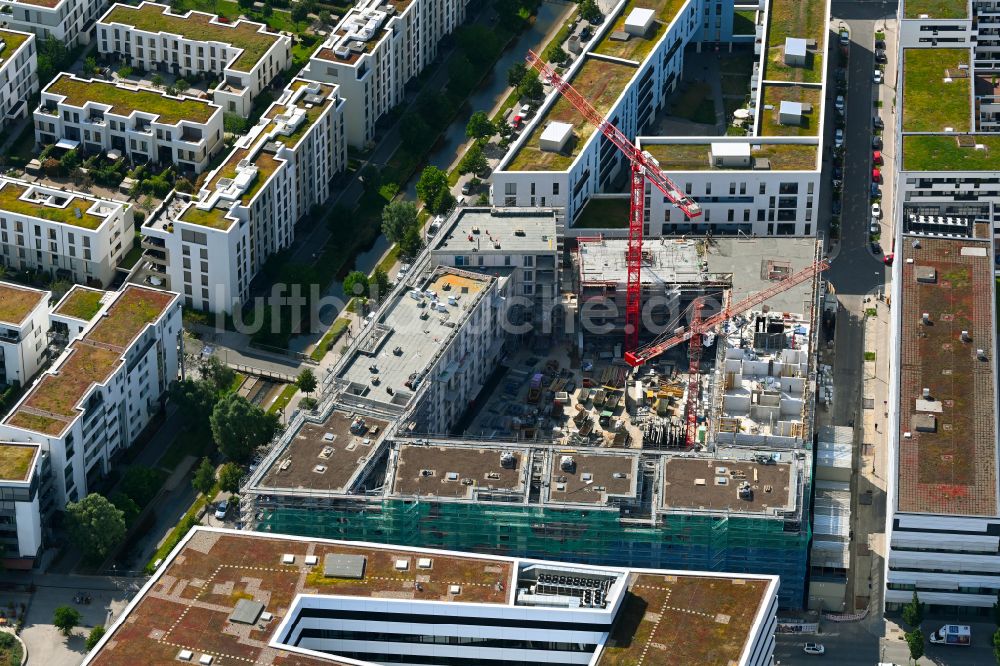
(873, 115), (884, 130)
(872, 135), (883, 149)
(870, 241), (882, 255)
(875, 49), (887, 63)
(832, 199), (842, 215)
(875, 39), (887, 50)
(833, 166), (843, 179)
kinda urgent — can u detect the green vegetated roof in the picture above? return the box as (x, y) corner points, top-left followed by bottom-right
(903, 48), (971, 132)
(0, 29), (31, 61)
(87, 284), (175, 348)
(507, 56), (638, 171)
(643, 142), (817, 170)
(180, 143), (284, 229)
(103, 4), (282, 72)
(55, 286), (106, 321)
(759, 84), (822, 136)
(763, 0), (826, 83)
(0, 444), (37, 481)
(592, 0), (690, 62)
(904, 0), (968, 19)
(902, 134), (1000, 171)
(0, 180), (106, 229)
(0, 282), (46, 325)
(46, 74), (217, 125)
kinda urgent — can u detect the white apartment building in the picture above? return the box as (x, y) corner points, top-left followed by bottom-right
(0, 177), (133, 287)
(303, 0), (470, 147)
(0, 282), (49, 387)
(0, 284), (180, 507)
(0, 28), (37, 126)
(491, 0), (828, 237)
(0, 443), (50, 567)
(140, 78), (345, 313)
(0, 0), (105, 46)
(97, 2), (291, 117)
(34, 72), (224, 174)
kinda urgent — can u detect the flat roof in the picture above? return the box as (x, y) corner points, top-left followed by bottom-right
(43, 73), (218, 125)
(5, 286), (176, 437)
(902, 48), (972, 132)
(640, 141), (818, 170)
(0, 443), (38, 482)
(704, 237), (820, 317)
(506, 56), (638, 172)
(896, 236), (997, 516)
(548, 452), (638, 505)
(759, 84), (822, 136)
(337, 268), (493, 410)
(435, 208), (559, 254)
(661, 457), (794, 512)
(763, 0), (827, 83)
(592, 0), (691, 62)
(102, 2), (284, 72)
(53, 286), (107, 322)
(0, 179), (119, 230)
(0, 282), (47, 327)
(902, 134), (1000, 171)
(85, 528), (777, 666)
(0, 29), (31, 62)
(257, 411), (388, 493)
(392, 444), (526, 498)
(904, 0), (969, 19)
(578, 237), (703, 285)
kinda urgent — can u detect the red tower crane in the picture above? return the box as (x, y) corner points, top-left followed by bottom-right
(525, 50), (702, 355)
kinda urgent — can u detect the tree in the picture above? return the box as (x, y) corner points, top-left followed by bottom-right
(210, 394), (279, 463)
(517, 72), (543, 101)
(85, 625), (106, 651)
(447, 54), (477, 93)
(200, 356), (235, 394)
(372, 268), (391, 302)
(400, 225), (424, 258)
(109, 491), (140, 525)
(217, 462), (243, 494)
(238, 0), (253, 8)
(170, 378), (219, 425)
(905, 628), (925, 663)
(65, 494), (125, 563)
(359, 164), (382, 193)
(382, 201), (419, 244)
(297, 368), (318, 395)
(466, 111), (495, 141)
(902, 590), (925, 628)
(53, 606), (82, 637)
(120, 465), (164, 506)
(399, 113), (430, 152)
(343, 271), (369, 299)
(507, 62), (527, 88)
(290, 1), (309, 23)
(318, 9), (332, 25)
(151, 73), (164, 88)
(416, 166), (451, 214)
(548, 46), (569, 65)
(82, 56), (97, 77)
(579, 0), (602, 24)
(192, 457), (216, 496)
(459, 142), (489, 176)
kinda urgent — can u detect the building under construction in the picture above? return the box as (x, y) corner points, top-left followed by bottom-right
(241, 211), (824, 609)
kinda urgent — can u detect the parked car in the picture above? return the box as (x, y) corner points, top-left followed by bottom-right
(831, 199), (842, 215)
(875, 38), (887, 50)
(870, 220), (880, 235)
(871, 183), (880, 198)
(872, 135), (883, 150)
(398, 263), (411, 276)
(873, 150), (883, 165)
(839, 29), (850, 46)
(872, 167), (881, 182)
(834, 128), (844, 148)
(871, 202), (882, 218)
(871, 241), (882, 255)
(833, 166), (843, 179)
(873, 69), (883, 84)
(835, 95), (845, 113)
(215, 500), (229, 520)
(803, 643), (826, 656)
(875, 49), (887, 63)
(873, 114), (884, 130)
(461, 181), (474, 196)
(884, 252), (894, 265)
(520, 104), (532, 117)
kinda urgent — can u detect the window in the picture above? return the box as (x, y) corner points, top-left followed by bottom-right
(553, 183), (560, 195)
(759, 183), (766, 194)
(523, 256), (533, 267)
(504, 183), (516, 195)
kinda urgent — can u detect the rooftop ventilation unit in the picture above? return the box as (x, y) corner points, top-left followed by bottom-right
(560, 456), (575, 472)
(961, 330), (970, 342)
(500, 451), (516, 468)
(922, 388), (931, 399)
(921, 312), (931, 324)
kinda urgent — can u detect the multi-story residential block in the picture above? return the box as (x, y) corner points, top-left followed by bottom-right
(491, 0), (828, 237)
(0, 282), (49, 387)
(0, 285), (180, 507)
(140, 78), (345, 313)
(0, 0), (105, 46)
(84, 527), (780, 666)
(0, 28), (37, 125)
(34, 73), (224, 174)
(0, 443), (51, 567)
(0, 177), (133, 287)
(96, 2), (291, 117)
(303, 0), (470, 147)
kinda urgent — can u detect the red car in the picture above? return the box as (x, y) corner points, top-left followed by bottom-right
(872, 168), (881, 182)
(873, 150), (882, 164)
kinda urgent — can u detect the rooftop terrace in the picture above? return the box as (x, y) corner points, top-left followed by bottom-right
(5, 286), (176, 437)
(762, 0), (827, 83)
(904, 0), (969, 19)
(0, 443), (38, 482)
(758, 84), (822, 136)
(642, 141), (818, 170)
(257, 411), (388, 493)
(896, 236), (996, 516)
(902, 48), (972, 132)
(591, 0), (690, 62)
(0, 180), (111, 230)
(661, 457), (794, 512)
(0, 282), (46, 327)
(0, 29), (31, 61)
(102, 3), (283, 72)
(392, 444), (527, 498)
(506, 56), (638, 171)
(44, 74), (217, 125)
(54, 286), (107, 322)
(901, 134), (1000, 171)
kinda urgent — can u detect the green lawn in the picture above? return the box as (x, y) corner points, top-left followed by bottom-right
(310, 318), (350, 361)
(47, 74), (216, 124)
(903, 134), (1000, 171)
(904, 0), (968, 18)
(903, 49), (971, 132)
(267, 383), (298, 414)
(759, 85), (822, 136)
(763, 0), (826, 83)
